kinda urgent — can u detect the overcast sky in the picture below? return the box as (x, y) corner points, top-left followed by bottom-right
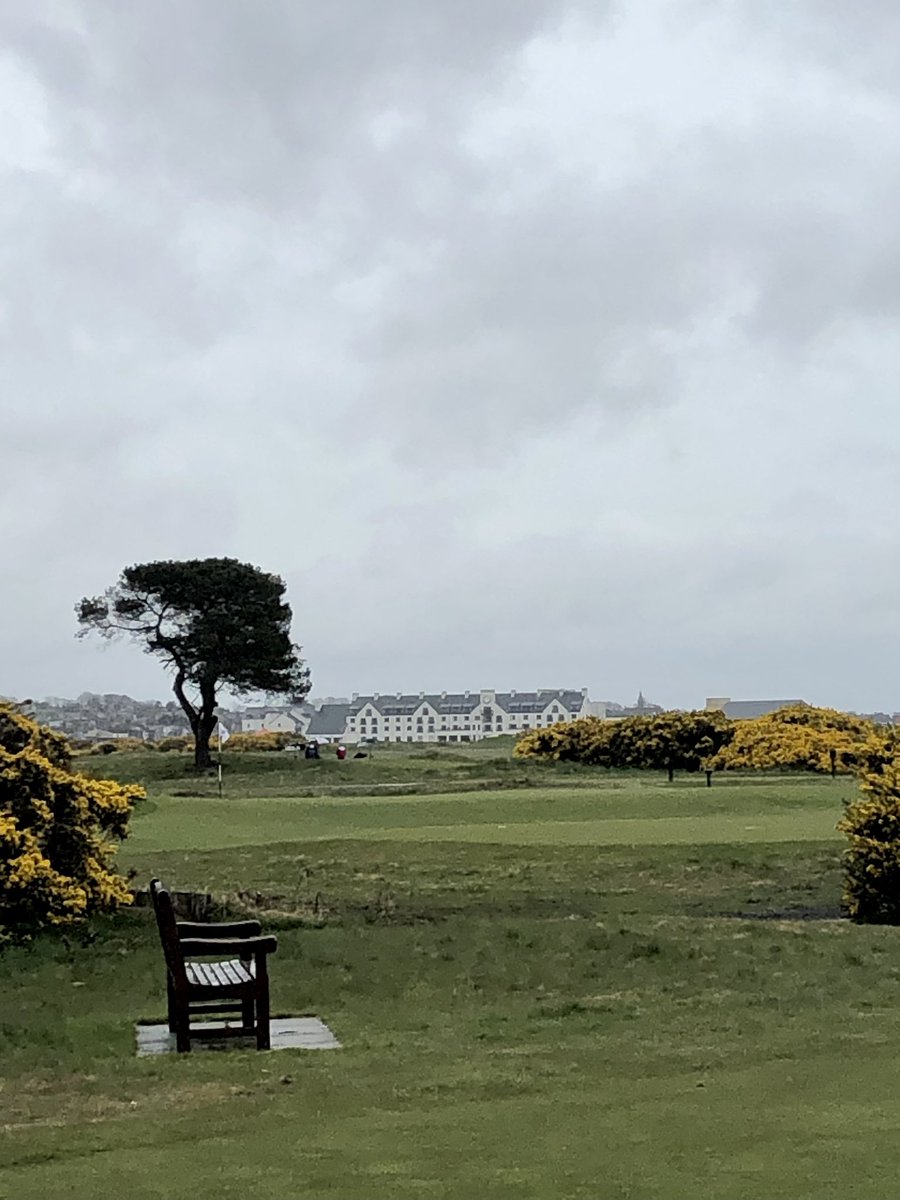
(2, 1), (900, 711)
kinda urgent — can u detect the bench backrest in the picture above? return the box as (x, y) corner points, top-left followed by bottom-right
(149, 878), (187, 986)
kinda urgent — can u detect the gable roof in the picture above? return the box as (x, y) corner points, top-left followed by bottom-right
(306, 704), (352, 736)
(348, 690), (587, 717)
(498, 690), (585, 714)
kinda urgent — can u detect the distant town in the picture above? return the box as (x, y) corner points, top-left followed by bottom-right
(7, 690), (900, 747)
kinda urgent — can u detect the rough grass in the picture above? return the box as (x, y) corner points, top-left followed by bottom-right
(3, 768), (894, 1199)
(75, 740), (574, 799)
(79, 742), (825, 799)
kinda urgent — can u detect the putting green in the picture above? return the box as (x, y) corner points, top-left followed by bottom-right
(125, 789), (841, 853)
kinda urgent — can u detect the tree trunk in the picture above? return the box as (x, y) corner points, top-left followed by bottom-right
(194, 679), (218, 771)
(194, 722), (213, 770)
(667, 765), (674, 783)
(171, 669), (218, 772)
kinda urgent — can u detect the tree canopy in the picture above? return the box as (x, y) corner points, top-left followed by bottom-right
(76, 558), (310, 768)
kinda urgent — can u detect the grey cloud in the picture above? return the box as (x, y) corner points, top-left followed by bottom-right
(6, 1), (583, 206)
(2, 1), (900, 710)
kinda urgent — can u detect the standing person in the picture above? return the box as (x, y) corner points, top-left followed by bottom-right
(336, 744), (347, 760)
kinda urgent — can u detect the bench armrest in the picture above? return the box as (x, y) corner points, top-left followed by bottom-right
(179, 935), (277, 957)
(176, 920), (262, 938)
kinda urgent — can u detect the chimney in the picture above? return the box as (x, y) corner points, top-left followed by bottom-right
(351, 693), (358, 702)
(441, 691), (447, 700)
(581, 687), (588, 697)
(419, 691), (424, 700)
(510, 689), (516, 698)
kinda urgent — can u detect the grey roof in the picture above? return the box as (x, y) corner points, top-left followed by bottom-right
(498, 690), (585, 714)
(306, 703), (352, 736)
(349, 690), (587, 717)
(721, 699), (807, 720)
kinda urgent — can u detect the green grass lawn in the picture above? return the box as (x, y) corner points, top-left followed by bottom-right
(120, 773), (848, 856)
(3, 765), (894, 1200)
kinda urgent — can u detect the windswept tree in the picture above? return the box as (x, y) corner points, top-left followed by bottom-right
(77, 558), (311, 769)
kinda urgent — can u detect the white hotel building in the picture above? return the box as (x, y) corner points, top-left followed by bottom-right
(345, 688), (603, 744)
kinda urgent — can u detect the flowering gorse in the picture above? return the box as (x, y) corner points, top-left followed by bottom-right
(839, 748), (900, 923)
(0, 705), (142, 941)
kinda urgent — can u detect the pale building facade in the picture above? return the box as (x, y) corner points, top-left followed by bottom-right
(344, 688), (600, 744)
(240, 706), (313, 734)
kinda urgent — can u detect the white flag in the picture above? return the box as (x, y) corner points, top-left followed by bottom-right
(217, 721), (230, 744)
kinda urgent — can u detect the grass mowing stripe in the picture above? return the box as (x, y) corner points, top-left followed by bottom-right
(125, 785), (845, 854)
(303, 810), (841, 846)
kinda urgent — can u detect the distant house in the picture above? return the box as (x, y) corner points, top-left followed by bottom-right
(853, 711), (900, 726)
(704, 697), (807, 720)
(240, 708), (293, 734)
(239, 707), (314, 734)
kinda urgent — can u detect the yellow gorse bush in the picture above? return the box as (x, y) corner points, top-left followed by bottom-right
(0, 704), (142, 941)
(838, 745), (900, 923)
(515, 711), (733, 774)
(711, 705), (875, 774)
(223, 730), (298, 752)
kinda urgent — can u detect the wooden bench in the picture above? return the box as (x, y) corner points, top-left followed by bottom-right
(149, 878), (277, 1052)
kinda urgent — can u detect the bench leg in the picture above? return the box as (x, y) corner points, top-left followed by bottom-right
(242, 994), (255, 1034)
(166, 974), (177, 1033)
(175, 1019), (191, 1053)
(255, 958), (270, 1051)
(174, 987), (191, 1053)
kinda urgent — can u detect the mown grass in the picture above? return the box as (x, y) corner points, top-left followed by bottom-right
(2, 766), (893, 1200)
(118, 776), (848, 857)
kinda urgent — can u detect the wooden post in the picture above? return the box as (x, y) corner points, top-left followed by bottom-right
(706, 769), (713, 788)
(829, 748), (837, 779)
(217, 721), (224, 797)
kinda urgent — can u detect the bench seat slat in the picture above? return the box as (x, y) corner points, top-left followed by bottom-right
(186, 958), (254, 988)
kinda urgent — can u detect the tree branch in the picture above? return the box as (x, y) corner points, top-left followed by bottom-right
(173, 671), (198, 728)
